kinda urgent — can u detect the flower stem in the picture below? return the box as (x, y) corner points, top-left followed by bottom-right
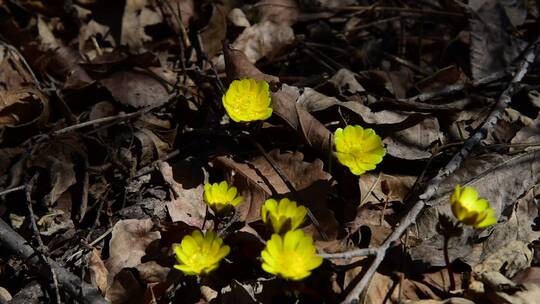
(443, 234), (456, 291)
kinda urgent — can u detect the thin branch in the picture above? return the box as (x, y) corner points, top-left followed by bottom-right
(52, 105), (158, 137)
(319, 248), (378, 259)
(24, 174), (61, 304)
(0, 218), (107, 304)
(0, 185), (25, 196)
(340, 36), (540, 303)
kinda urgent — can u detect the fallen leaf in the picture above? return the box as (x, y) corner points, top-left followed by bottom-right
(468, 1), (527, 80)
(232, 21), (294, 63)
(101, 70), (171, 108)
(256, 0), (299, 26)
(88, 248), (109, 295)
(412, 151), (540, 266)
(105, 219), (161, 284)
(215, 150), (338, 239)
(159, 161), (207, 227)
(121, 0), (163, 51)
(223, 44), (279, 84)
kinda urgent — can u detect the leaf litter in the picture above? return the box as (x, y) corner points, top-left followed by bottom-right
(0, 1), (539, 303)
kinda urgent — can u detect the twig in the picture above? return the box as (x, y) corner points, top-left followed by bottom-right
(0, 218), (107, 303)
(65, 227), (114, 263)
(25, 174), (61, 304)
(52, 105), (158, 137)
(0, 185), (25, 196)
(398, 71), (507, 103)
(319, 247), (378, 259)
(382, 52), (430, 76)
(339, 36), (540, 303)
(337, 5), (466, 18)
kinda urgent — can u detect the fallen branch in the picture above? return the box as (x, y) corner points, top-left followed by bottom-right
(338, 36), (540, 304)
(0, 218), (107, 304)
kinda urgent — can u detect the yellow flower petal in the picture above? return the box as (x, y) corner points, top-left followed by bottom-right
(334, 125), (385, 175)
(203, 181), (244, 215)
(261, 198), (306, 234)
(260, 230), (322, 281)
(222, 78), (272, 122)
(449, 185), (496, 228)
(173, 230), (229, 276)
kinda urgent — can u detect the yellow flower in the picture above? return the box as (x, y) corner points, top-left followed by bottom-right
(204, 181), (244, 214)
(173, 230), (230, 276)
(222, 78), (272, 122)
(261, 230), (323, 280)
(450, 185), (497, 228)
(261, 198), (307, 234)
(334, 125), (385, 175)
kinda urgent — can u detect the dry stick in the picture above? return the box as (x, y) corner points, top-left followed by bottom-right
(399, 71), (507, 103)
(0, 218), (107, 304)
(52, 105), (158, 136)
(339, 37), (540, 304)
(0, 185), (25, 196)
(337, 5), (466, 18)
(25, 174), (61, 304)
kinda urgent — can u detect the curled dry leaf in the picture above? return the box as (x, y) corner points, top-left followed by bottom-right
(0, 88), (49, 145)
(228, 8), (250, 28)
(272, 86), (333, 156)
(231, 21), (295, 63)
(328, 68), (365, 95)
(105, 219), (161, 285)
(223, 43), (279, 84)
(200, 1), (234, 58)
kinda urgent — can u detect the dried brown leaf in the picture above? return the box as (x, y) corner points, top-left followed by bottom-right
(101, 70), (171, 108)
(256, 0), (299, 26)
(223, 44), (279, 84)
(88, 248), (108, 295)
(215, 150), (338, 239)
(159, 161), (207, 227)
(413, 152), (540, 266)
(105, 219), (161, 284)
(232, 21), (294, 63)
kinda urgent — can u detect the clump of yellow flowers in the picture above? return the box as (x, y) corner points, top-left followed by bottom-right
(261, 230), (323, 281)
(333, 125), (386, 175)
(259, 197), (322, 281)
(174, 185), (322, 281)
(203, 181), (244, 215)
(173, 230), (230, 276)
(222, 78), (272, 122)
(450, 185), (496, 228)
(261, 198), (307, 234)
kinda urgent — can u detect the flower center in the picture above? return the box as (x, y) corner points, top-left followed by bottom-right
(187, 251), (211, 271)
(277, 251), (306, 277)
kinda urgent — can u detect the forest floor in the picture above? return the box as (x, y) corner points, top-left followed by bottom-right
(0, 0), (540, 303)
